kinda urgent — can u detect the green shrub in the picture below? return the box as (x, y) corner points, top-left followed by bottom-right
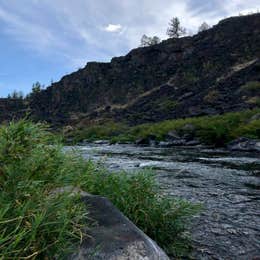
(234, 119), (260, 139)
(69, 109), (260, 146)
(159, 100), (178, 111)
(0, 120), (87, 258)
(67, 121), (128, 142)
(240, 81), (260, 94)
(203, 90), (220, 103)
(246, 96), (260, 106)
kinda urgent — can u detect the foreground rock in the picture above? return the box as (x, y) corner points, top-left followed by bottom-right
(227, 137), (260, 152)
(70, 194), (169, 260)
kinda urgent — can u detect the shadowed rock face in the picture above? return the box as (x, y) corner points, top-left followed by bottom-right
(28, 13), (260, 126)
(0, 98), (27, 123)
(1, 14), (260, 126)
(70, 194), (169, 260)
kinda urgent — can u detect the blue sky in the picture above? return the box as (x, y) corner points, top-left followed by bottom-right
(0, 0), (259, 97)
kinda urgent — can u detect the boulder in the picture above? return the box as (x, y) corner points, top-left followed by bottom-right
(93, 140), (110, 145)
(165, 130), (180, 140)
(70, 194), (169, 260)
(227, 137), (260, 152)
(135, 135), (157, 146)
(179, 124), (197, 141)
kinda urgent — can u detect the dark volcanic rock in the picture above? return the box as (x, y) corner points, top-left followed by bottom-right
(70, 194), (169, 260)
(30, 14), (260, 125)
(136, 135), (158, 146)
(227, 137), (260, 152)
(0, 98), (27, 122)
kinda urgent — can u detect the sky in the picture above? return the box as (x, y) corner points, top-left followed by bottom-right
(0, 0), (259, 97)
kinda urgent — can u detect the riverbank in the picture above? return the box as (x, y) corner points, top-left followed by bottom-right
(65, 109), (260, 149)
(0, 120), (199, 258)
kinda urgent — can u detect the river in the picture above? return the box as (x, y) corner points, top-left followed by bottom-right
(69, 143), (260, 259)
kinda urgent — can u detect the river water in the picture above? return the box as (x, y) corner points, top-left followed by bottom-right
(70, 143), (260, 259)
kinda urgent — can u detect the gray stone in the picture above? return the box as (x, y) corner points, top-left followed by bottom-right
(70, 194), (169, 260)
(186, 140), (201, 146)
(159, 139), (187, 147)
(93, 140), (110, 145)
(136, 135), (157, 146)
(166, 130), (180, 140)
(227, 137), (260, 152)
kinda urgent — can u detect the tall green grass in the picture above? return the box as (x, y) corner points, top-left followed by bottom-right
(0, 120), (200, 257)
(0, 120), (88, 258)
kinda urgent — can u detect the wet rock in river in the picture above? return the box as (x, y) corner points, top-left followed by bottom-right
(93, 140), (110, 145)
(159, 139), (187, 147)
(165, 130), (180, 140)
(186, 140), (201, 146)
(227, 137), (260, 152)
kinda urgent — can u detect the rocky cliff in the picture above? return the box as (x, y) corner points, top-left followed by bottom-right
(1, 14), (260, 126)
(0, 98), (27, 123)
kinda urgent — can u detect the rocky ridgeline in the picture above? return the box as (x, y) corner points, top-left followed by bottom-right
(0, 14), (260, 126)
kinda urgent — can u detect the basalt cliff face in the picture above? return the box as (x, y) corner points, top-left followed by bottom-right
(1, 14), (260, 126)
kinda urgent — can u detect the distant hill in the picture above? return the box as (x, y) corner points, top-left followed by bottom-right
(1, 14), (260, 126)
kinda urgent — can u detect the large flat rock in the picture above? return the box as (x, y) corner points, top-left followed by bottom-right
(70, 194), (169, 260)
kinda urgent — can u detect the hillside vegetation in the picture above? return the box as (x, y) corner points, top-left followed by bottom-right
(68, 109), (260, 147)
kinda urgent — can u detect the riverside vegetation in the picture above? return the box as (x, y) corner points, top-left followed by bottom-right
(67, 109), (260, 147)
(0, 120), (200, 258)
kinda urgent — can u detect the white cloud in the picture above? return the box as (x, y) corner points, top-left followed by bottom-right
(104, 24), (123, 32)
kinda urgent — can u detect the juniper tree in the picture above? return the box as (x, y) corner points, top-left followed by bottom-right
(140, 35), (161, 47)
(166, 17), (186, 38)
(198, 22), (210, 32)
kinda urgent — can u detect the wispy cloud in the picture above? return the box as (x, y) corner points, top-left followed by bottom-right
(0, 6), (66, 54)
(0, 0), (259, 70)
(104, 24), (123, 33)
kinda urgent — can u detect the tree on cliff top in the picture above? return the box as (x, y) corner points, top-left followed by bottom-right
(198, 22), (210, 32)
(7, 90), (24, 99)
(140, 35), (161, 47)
(26, 82), (44, 99)
(166, 17), (186, 38)
(31, 81), (43, 94)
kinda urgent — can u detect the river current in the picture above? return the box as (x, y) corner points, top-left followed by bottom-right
(68, 143), (260, 259)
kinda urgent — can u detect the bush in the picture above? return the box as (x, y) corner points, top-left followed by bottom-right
(203, 90), (220, 103)
(67, 121), (127, 143)
(0, 120), (87, 258)
(0, 120), (200, 257)
(240, 81), (260, 94)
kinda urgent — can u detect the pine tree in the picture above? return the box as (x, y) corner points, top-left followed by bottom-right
(166, 17), (186, 38)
